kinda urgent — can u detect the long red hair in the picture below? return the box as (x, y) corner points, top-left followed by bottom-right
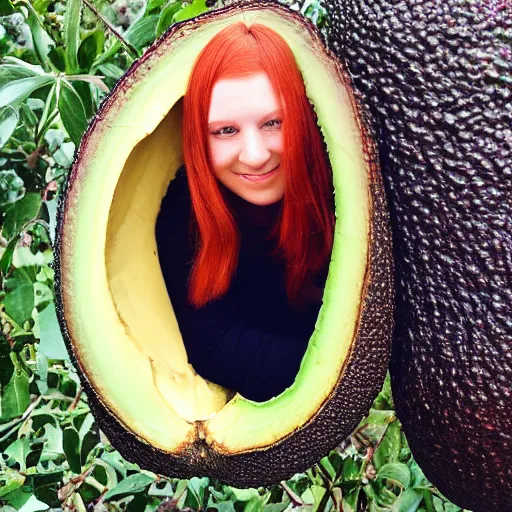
(182, 22), (334, 309)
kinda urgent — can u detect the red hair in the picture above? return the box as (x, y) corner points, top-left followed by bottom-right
(182, 22), (334, 309)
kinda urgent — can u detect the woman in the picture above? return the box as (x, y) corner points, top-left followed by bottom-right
(156, 22), (335, 402)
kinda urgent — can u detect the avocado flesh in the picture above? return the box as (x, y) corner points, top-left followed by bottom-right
(326, 0), (512, 509)
(57, 2), (392, 481)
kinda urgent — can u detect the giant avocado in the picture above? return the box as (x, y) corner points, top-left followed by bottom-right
(326, 1), (512, 510)
(54, 1), (393, 486)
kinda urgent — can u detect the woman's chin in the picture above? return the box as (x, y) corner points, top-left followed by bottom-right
(241, 192), (284, 207)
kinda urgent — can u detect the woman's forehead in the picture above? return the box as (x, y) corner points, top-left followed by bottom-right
(208, 73), (282, 123)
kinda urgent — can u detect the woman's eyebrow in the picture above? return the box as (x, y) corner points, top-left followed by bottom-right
(260, 109), (283, 122)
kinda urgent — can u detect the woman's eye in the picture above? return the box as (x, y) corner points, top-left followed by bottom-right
(265, 118), (282, 128)
(214, 126), (237, 136)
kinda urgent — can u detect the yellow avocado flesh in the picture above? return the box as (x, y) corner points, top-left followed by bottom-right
(61, 7), (369, 453)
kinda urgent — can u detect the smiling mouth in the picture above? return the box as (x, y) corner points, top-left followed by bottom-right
(239, 165), (280, 182)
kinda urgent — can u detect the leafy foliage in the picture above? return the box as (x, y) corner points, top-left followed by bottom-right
(0, 0), (469, 510)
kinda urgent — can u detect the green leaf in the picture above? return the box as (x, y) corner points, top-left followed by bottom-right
(23, 1), (56, 69)
(36, 302), (69, 360)
(185, 476), (209, 509)
(0, 57), (46, 79)
(78, 412), (95, 440)
(69, 80), (94, 120)
(125, 15), (159, 50)
(207, 501), (236, 512)
(3, 268), (36, 325)
(33, 281), (52, 307)
(364, 408), (396, 426)
(78, 30), (105, 70)
(0, 106), (18, 149)
(0, 63), (41, 89)
(101, 450), (139, 479)
(409, 460), (429, 488)
(19, 102), (38, 127)
(156, 1), (182, 38)
(103, 473), (155, 500)
(377, 462), (412, 489)
(432, 495), (461, 512)
(3, 435), (31, 471)
(91, 38), (123, 70)
(33, 348), (49, 394)
(32, 0), (52, 13)
(0, 468), (25, 498)
(172, 0), (208, 23)
(341, 456), (361, 482)
(45, 198), (58, 244)
(2, 487), (32, 510)
(58, 79), (87, 146)
(36, 82), (57, 139)
(310, 485), (326, 512)
(19, 1), (55, 70)
(245, 496), (269, 512)
(0, 0), (15, 15)
(0, 76), (55, 110)
(39, 423), (64, 462)
(0, 169), (25, 209)
(63, 0), (82, 73)
(48, 46), (67, 72)
(148, 479), (173, 497)
(391, 488), (423, 512)
(96, 62), (125, 81)
(0, 235), (18, 276)
(147, 0), (167, 12)
(80, 427), (99, 464)
(63, 427), (81, 473)
(26, 98), (45, 110)
(373, 420), (402, 470)
(2, 192), (42, 240)
(52, 141), (75, 167)
(229, 487), (259, 502)
(17, 494), (50, 512)
(342, 488), (360, 512)
(43, 128), (65, 153)
(0, 345), (14, 387)
(12, 247), (52, 268)
(263, 504), (288, 512)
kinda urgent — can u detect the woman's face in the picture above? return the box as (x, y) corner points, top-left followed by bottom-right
(207, 72), (285, 206)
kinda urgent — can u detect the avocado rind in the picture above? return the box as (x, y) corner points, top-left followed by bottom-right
(326, 0), (512, 509)
(54, 0), (394, 487)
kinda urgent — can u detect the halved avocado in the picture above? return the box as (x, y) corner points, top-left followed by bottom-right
(54, 1), (394, 487)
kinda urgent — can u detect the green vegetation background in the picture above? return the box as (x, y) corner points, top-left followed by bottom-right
(0, 0), (469, 510)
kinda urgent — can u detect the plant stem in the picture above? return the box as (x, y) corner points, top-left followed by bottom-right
(280, 481), (304, 507)
(66, 74), (109, 93)
(36, 109), (60, 147)
(67, 385), (84, 412)
(82, 0), (139, 59)
(0, 396), (42, 441)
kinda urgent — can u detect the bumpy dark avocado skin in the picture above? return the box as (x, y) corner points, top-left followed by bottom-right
(325, 1), (511, 510)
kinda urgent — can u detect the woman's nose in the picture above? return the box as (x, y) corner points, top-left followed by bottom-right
(238, 129), (271, 168)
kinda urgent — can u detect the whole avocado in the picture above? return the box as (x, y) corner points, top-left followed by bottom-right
(53, 1), (394, 488)
(325, 1), (511, 510)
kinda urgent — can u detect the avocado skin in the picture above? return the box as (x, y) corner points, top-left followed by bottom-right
(326, 1), (511, 509)
(54, 1), (394, 488)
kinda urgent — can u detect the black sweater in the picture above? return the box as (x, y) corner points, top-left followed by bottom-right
(155, 168), (323, 402)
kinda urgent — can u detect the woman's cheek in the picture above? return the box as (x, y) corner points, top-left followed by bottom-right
(210, 140), (238, 171)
